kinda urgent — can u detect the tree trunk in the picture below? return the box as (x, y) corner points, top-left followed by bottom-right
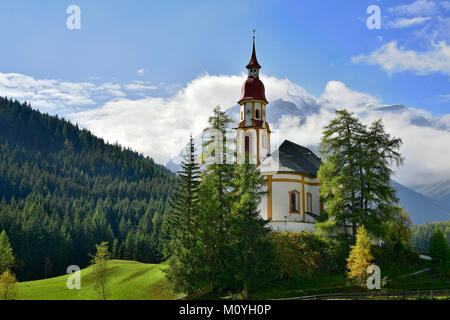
(243, 284), (248, 300)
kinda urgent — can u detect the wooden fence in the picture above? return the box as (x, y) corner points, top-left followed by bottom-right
(278, 289), (450, 300)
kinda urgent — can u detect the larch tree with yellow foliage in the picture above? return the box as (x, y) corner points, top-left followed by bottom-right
(0, 270), (18, 300)
(346, 226), (374, 287)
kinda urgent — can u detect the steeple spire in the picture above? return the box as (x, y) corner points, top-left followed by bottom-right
(246, 30), (261, 70)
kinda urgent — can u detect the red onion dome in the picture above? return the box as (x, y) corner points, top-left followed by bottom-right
(238, 77), (268, 104)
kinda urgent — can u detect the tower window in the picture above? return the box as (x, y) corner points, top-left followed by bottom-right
(255, 109), (260, 119)
(245, 136), (250, 164)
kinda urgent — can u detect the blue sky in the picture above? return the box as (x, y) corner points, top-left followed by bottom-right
(0, 0), (448, 115)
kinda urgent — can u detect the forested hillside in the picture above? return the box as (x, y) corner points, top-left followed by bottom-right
(0, 97), (176, 281)
(411, 222), (450, 252)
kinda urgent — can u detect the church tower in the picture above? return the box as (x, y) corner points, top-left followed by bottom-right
(236, 34), (271, 166)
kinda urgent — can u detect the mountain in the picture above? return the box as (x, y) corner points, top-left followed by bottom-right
(415, 180), (450, 210)
(392, 180), (450, 224)
(0, 97), (176, 280)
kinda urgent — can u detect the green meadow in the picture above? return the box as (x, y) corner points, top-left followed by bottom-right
(17, 260), (181, 300)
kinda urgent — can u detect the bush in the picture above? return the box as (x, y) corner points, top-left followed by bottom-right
(371, 239), (420, 273)
(270, 232), (330, 279)
(429, 229), (450, 276)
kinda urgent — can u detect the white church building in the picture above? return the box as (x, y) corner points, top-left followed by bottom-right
(235, 37), (323, 233)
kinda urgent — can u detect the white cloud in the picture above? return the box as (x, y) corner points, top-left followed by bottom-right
(319, 81), (380, 111)
(0, 73), (128, 113)
(352, 41), (450, 75)
(137, 69), (145, 76)
(124, 81), (158, 91)
(1, 71), (448, 188)
(72, 74), (246, 163)
(387, 16), (432, 28)
(388, 0), (438, 16)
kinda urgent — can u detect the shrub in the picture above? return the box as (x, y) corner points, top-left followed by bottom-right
(270, 231), (328, 279)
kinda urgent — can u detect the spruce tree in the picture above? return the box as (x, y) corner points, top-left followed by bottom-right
(194, 106), (236, 294)
(229, 163), (273, 299)
(163, 135), (201, 293)
(192, 107), (274, 297)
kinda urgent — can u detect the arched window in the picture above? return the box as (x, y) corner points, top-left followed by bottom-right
(306, 192), (312, 213)
(289, 190), (300, 214)
(245, 136), (250, 164)
(255, 109), (260, 119)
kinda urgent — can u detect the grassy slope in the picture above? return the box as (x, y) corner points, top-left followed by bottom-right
(17, 259), (449, 300)
(18, 260), (182, 300)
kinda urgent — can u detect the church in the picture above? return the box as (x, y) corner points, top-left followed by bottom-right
(235, 37), (323, 233)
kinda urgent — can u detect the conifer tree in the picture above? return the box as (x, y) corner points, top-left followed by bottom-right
(318, 110), (403, 240)
(347, 226), (374, 287)
(191, 107), (274, 297)
(163, 136), (201, 293)
(0, 230), (15, 274)
(429, 229), (449, 269)
(318, 110), (366, 238)
(359, 120), (403, 238)
(229, 163), (273, 299)
(192, 106), (236, 294)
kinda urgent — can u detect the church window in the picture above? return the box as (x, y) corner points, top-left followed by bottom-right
(289, 190), (300, 214)
(255, 109), (260, 119)
(306, 192), (312, 213)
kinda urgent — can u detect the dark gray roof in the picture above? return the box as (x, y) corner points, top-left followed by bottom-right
(259, 140), (322, 177)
